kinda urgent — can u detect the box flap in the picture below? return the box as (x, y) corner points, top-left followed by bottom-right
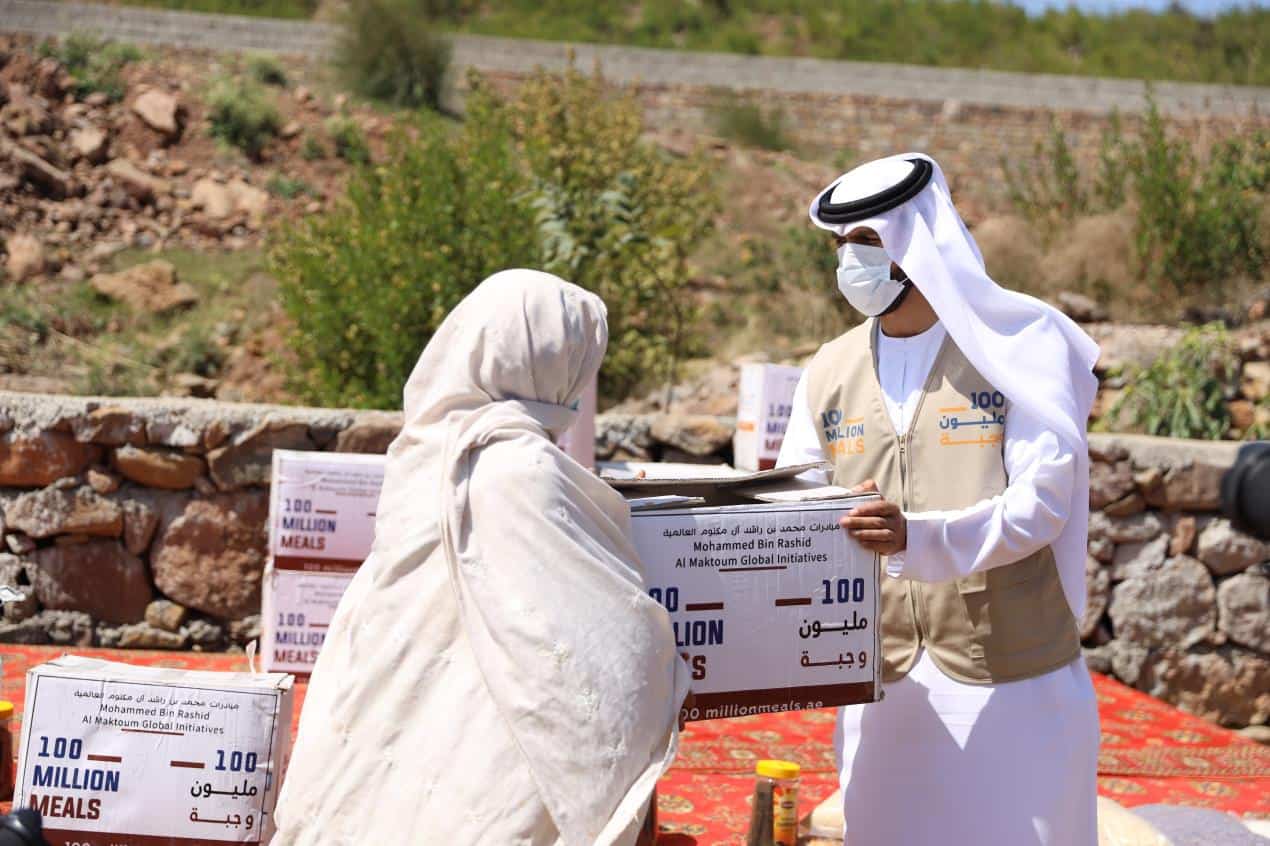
(33, 655), (295, 691)
(600, 460), (828, 490)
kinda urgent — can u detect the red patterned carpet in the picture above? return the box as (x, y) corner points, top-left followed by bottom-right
(2, 646), (1267, 844)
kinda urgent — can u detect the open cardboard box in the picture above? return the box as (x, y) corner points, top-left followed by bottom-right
(601, 461), (883, 721)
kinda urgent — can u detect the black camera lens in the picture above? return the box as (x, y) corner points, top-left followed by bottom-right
(0, 809), (47, 846)
(1222, 441), (1270, 542)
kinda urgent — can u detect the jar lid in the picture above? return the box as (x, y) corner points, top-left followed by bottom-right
(756, 759), (800, 780)
(0, 701), (13, 718)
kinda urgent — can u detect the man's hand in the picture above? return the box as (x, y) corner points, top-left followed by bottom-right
(840, 479), (907, 555)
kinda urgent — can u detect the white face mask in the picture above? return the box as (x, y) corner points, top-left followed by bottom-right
(836, 242), (909, 317)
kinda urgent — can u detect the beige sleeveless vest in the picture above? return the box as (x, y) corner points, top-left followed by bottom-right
(805, 320), (1079, 685)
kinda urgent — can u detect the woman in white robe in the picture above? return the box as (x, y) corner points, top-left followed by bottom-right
(271, 269), (691, 846)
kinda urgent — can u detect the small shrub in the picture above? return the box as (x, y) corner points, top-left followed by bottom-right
(473, 65), (717, 399)
(247, 53), (289, 87)
(39, 34), (142, 102)
(1108, 323), (1239, 440)
(206, 77), (281, 160)
(162, 324), (226, 378)
(266, 173), (313, 199)
(709, 95), (791, 152)
(1002, 99), (1268, 301)
(337, 0), (451, 110)
(271, 115), (540, 409)
(300, 133), (327, 161)
(732, 223), (856, 344)
(326, 116), (370, 164)
(1126, 108), (1268, 296)
(1002, 120), (1086, 228)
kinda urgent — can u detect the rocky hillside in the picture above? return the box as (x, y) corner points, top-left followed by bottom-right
(1, 33), (1268, 438)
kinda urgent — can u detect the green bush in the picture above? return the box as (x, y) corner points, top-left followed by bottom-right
(709, 95), (791, 152)
(266, 173), (313, 199)
(732, 223), (856, 344)
(326, 116), (371, 164)
(300, 133), (327, 161)
(1124, 109), (1268, 296)
(1001, 100), (1268, 300)
(1108, 323), (1239, 440)
(1002, 120), (1086, 228)
(270, 114), (540, 408)
(206, 78), (281, 160)
(39, 34), (142, 102)
(247, 53), (289, 87)
(337, 0), (452, 110)
(472, 65), (717, 399)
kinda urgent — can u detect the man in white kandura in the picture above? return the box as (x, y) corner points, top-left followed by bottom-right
(777, 153), (1102, 845)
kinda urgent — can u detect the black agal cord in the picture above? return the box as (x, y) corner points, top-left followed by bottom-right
(816, 158), (934, 225)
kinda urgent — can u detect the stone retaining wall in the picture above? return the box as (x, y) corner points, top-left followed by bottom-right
(0, 392), (1266, 730)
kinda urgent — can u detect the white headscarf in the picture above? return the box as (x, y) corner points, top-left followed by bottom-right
(274, 269), (689, 846)
(809, 154), (1100, 619)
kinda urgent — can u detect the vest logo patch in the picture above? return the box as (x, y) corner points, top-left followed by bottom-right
(937, 391), (1005, 448)
(820, 408), (865, 458)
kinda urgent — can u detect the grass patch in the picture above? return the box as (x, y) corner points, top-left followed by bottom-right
(206, 77), (282, 160)
(300, 133), (328, 160)
(709, 95), (791, 151)
(0, 249), (277, 398)
(326, 115), (370, 163)
(247, 53), (289, 87)
(266, 173), (315, 198)
(337, 0), (451, 110)
(38, 34), (143, 101)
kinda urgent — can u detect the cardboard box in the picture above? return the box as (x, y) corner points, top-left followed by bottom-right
(262, 450), (385, 674)
(603, 462), (881, 721)
(734, 363), (804, 471)
(14, 656), (294, 846)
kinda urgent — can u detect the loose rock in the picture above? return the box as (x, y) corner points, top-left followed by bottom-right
(1196, 518), (1268, 576)
(1241, 361), (1269, 403)
(207, 419), (313, 490)
(191, 178), (234, 220)
(4, 485), (123, 539)
(69, 126), (110, 164)
(150, 491), (268, 619)
(27, 540), (151, 623)
(650, 414), (734, 457)
(105, 158), (171, 203)
(334, 414), (401, 454)
(113, 444), (206, 490)
(1081, 555), (1109, 641)
(0, 553), (39, 622)
(145, 598), (189, 632)
(90, 260), (199, 314)
(1089, 460), (1135, 510)
(1139, 645), (1270, 728)
(70, 407), (146, 447)
(1110, 555), (1216, 649)
(131, 89), (182, 139)
(1216, 571), (1270, 652)
(1109, 534), (1169, 581)
(4, 232), (45, 282)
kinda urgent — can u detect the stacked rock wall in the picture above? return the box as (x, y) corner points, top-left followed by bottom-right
(1, 392), (1266, 730)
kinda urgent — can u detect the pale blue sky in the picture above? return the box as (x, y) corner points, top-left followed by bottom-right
(1014, 0), (1265, 14)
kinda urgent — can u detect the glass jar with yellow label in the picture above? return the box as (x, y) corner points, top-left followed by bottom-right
(749, 759), (800, 846)
(0, 700), (14, 801)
